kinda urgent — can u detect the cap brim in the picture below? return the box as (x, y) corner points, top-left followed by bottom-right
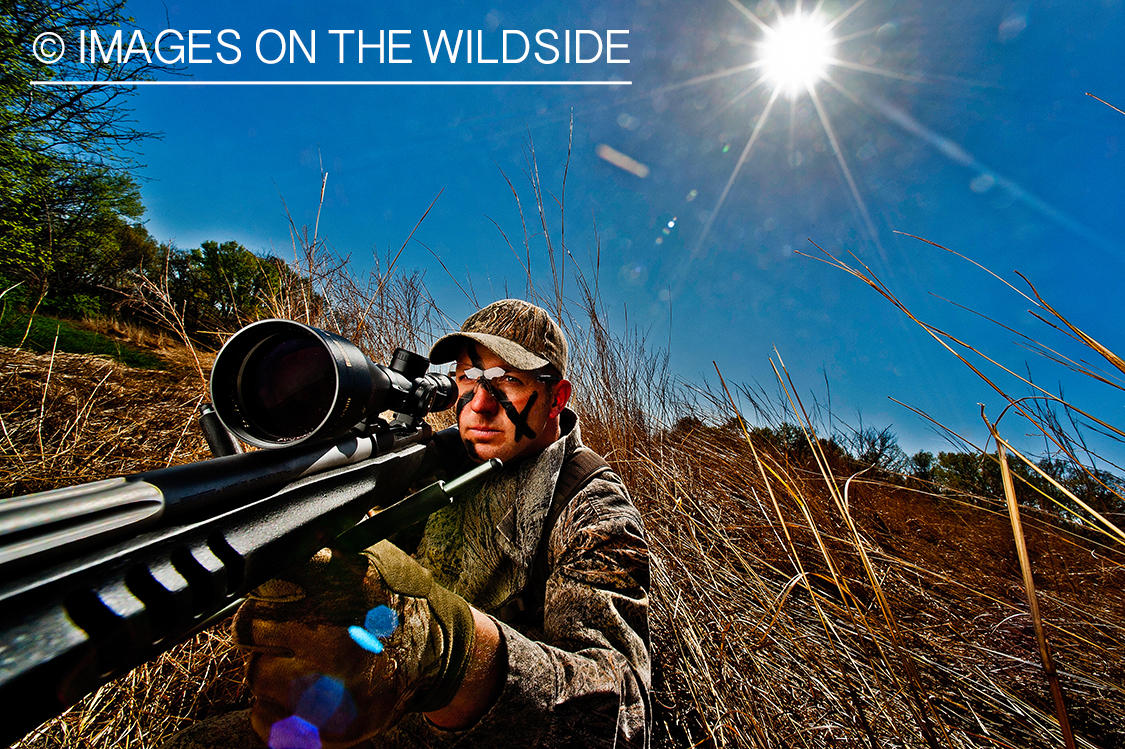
(429, 332), (550, 371)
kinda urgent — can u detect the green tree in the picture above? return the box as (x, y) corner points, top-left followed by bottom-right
(933, 451), (990, 497)
(46, 167), (148, 301)
(1, 1), (175, 312)
(159, 240), (287, 335)
(0, 144), (52, 300)
(1034, 458), (1125, 523)
(908, 450), (935, 482)
(0, 149), (154, 314)
(1, 0), (167, 168)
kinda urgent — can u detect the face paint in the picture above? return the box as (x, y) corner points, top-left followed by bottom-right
(457, 344), (483, 455)
(454, 391), (480, 461)
(459, 342), (541, 442)
(455, 391), (473, 418)
(490, 386), (538, 442)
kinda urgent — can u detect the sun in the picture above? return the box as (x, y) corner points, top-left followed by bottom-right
(668, 0), (888, 259)
(657, 0), (1089, 296)
(759, 11), (836, 99)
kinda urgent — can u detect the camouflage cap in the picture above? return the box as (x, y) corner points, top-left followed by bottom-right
(429, 299), (568, 376)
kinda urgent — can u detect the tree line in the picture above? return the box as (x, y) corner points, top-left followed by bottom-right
(0, 163), (292, 337)
(1, 0), (293, 336)
(671, 416), (1125, 532)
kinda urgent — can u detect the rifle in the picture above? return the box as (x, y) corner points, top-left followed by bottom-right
(0, 319), (497, 748)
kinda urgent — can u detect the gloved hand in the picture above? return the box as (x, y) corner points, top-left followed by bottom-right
(232, 540), (476, 749)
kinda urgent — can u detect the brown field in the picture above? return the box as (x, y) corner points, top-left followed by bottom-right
(3, 298), (1124, 748)
(5, 168), (1125, 747)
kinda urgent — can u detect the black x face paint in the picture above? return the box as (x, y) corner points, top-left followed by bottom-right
(455, 391), (473, 419)
(459, 343), (540, 443)
(493, 388), (538, 442)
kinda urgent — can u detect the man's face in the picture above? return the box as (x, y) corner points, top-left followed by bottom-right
(452, 343), (570, 464)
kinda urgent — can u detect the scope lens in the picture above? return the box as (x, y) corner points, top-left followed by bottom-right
(240, 336), (336, 441)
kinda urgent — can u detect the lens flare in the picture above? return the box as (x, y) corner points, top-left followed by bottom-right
(759, 12), (835, 98)
(348, 605), (400, 654)
(295, 676), (351, 728)
(268, 716), (320, 749)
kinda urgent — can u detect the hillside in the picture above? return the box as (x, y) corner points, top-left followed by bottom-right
(3, 321), (1124, 749)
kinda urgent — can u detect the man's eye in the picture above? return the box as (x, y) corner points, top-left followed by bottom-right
(503, 375), (523, 385)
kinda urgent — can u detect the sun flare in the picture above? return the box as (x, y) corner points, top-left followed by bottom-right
(672, 0), (916, 259)
(759, 11), (835, 98)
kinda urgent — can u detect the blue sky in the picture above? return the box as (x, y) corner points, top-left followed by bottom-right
(61, 0), (1125, 456)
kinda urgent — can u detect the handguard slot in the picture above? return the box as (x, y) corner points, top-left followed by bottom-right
(171, 544), (228, 616)
(207, 532), (246, 594)
(63, 582), (150, 678)
(124, 561), (191, 642)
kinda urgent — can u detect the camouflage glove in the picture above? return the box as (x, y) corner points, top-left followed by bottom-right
(233, 540), (476, 749)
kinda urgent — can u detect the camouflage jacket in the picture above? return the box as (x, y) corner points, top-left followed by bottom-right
(381, 409), (651, 748)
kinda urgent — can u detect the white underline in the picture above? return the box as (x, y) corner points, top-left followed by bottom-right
(31, 79), (631, 87)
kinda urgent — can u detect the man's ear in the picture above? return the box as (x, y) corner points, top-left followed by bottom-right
(548, 379), (572, 418)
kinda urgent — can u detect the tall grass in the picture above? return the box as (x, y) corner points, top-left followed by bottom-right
(5, 156), (1125, 749)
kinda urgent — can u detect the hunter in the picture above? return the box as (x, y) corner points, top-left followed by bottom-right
(167, 299), (651, 748)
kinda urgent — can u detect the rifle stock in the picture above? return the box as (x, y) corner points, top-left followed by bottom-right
(0, 421), (487, 748)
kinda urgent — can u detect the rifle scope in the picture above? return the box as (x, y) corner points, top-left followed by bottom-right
(210, 319), (457, 448)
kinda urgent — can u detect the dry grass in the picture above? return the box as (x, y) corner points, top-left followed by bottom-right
(13, 626), (246, 749)
(477, 142), (1125, 746)
(623, 422), (1125, 748)
(6, 162), (1125, 748)
(7, 320), (1124, 747)
(0, 344), (212, 497)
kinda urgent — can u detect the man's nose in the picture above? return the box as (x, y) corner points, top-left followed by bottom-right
(468, 383), (499, 412)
